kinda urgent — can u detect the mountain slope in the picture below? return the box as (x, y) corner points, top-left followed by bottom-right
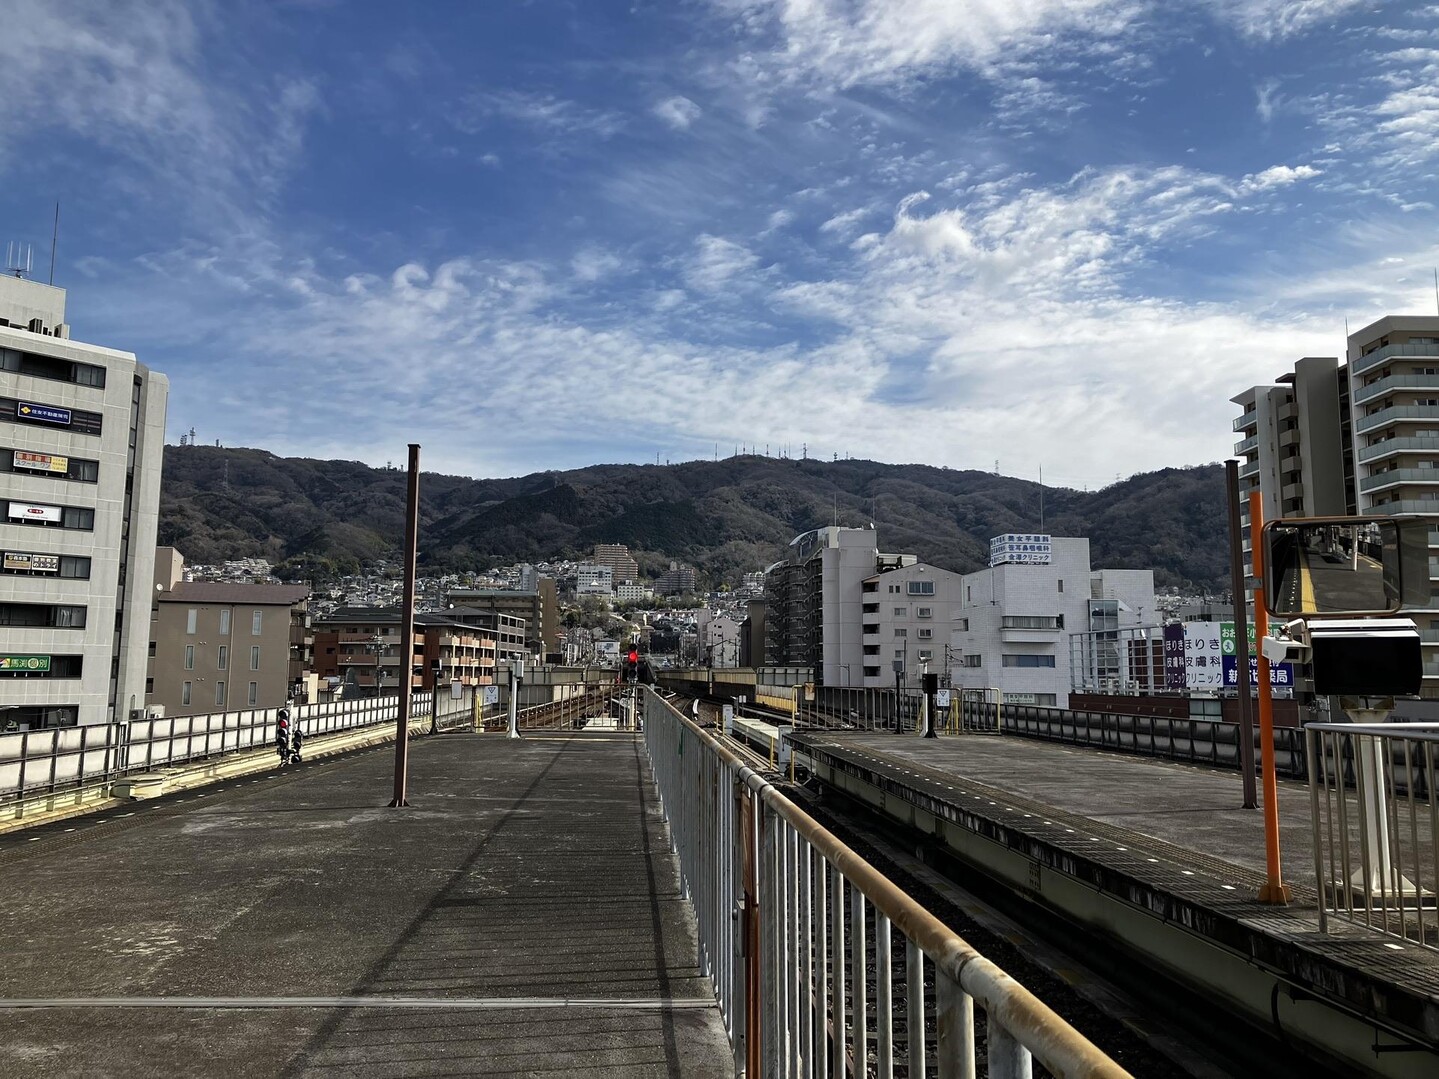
(158, 446), (1229, 590)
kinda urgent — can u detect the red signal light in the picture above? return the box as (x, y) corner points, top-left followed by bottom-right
(628, 650), (639, 664)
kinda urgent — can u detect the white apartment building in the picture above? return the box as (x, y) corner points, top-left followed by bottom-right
(861, 562), (962, 688)
(1230, 322), (1439, 697)
(1, 276), (168, 728)
(765, 526), (916, 686)
(576, 563), (613, 596)
(700, 611), (744, 668)
(615, 581), (649, 603)
(950, 537), (1154, 706)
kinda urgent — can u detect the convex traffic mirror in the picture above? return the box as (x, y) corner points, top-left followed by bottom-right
(1261, 515), (1430, 618)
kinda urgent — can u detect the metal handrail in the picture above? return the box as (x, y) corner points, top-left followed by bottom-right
(643, 687), (1131, 1078)
(0, 693), (435, 804)
(1306, 721), (1439, 949)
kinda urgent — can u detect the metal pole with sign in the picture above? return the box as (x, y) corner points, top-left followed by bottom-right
(507, 658), (524, 739)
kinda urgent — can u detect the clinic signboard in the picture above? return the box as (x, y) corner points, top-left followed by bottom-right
(990, 533), (1052, 566)
(1183, 621), (1225, 690)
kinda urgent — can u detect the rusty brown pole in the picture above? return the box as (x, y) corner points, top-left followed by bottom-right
(389, 443), (420, 808)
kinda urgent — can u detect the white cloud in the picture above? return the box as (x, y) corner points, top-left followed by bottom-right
(652, 95), (703, 130)
(571, 248), (625, 282)
(1236, 163), (1321, 193)
(682, 235), (762, 291)
(711, 0), (1138, 89)
(1203, 0), (1371, 41)
(1256, 77), (1281, 123)
(819, 207), (872, 235)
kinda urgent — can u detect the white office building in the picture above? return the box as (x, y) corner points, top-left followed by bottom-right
(576, 563), (613, 596)
(950, 536), (1154, 707)
(1, 276), (168, 728)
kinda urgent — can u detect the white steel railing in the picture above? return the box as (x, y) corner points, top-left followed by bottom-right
(1307, 721), (1439, 948)
(642, 688), (1132, 1079)
(0, 693), (435, 803)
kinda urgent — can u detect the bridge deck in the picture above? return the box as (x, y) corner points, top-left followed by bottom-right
(791, 730), (1439, 1059)
(0, 730), (732, 1078)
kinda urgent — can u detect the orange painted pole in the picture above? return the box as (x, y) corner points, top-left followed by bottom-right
(1249, 491), (1292, 904)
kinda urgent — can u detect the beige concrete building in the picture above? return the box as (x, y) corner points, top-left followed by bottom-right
(444, 583), (558, 660)
(0, 276), (167, 728)
(147, 551), (312, 715)
(592, 543), (640, 585)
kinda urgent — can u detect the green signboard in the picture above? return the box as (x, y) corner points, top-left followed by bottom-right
(0, 655), (50, 672)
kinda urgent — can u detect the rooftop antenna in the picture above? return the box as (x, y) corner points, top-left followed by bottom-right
(4, 241), (33, 279)
(1039, 464), (1045, 531)
(1433, 268), (1438, 316)
(48, 202), (59, 286)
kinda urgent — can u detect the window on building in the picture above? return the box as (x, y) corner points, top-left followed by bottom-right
(894, 606), (907, 616)
(918, 650), (932, 662)
(1002, 654), (1057, 668)
(184, 645), (194, 670)
(916, 607), (931, 618)
(0, 553), (90, 579)
(250, 645), (260, 670)
(219, 609), (231, 635)
(215, 681), (226, 706)
(186, 609), (197, 634)
(0, 347), (106, 388)
(1058, 580), (1064, 593)
(0, 602), (86, 628)
(956, 618), (968, 631)
(217, 645), (228, 670)
(894, 628), (907, 638)
(248, 681), (258, 706)
(182, 682), (192, 706)
(965, 586), (972, 603)
(145, 678), (154, 694)
(252, 610), (263, 635)
(960, 655), (982, 667)
(147, 641), (156, 657)
(907, 581), (935, 595)
(918, 628), (933, 639)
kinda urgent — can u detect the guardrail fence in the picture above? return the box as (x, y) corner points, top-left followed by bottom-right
(964, 699), (1308, 778)
(1306, 721), (1439, 949)
(0, 693), (435, 805)
(643, 687), (1132, 1079)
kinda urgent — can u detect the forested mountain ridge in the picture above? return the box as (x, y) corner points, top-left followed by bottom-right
(157, 446), (1230, 591)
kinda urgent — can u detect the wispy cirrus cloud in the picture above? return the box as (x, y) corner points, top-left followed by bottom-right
(455, 89), (625, 138)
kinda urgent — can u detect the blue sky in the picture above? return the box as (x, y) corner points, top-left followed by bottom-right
(3, 1), (1438, 488)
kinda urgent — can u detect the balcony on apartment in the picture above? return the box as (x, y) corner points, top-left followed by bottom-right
(1351, 340), (1439, 378)
(1233, 410), (1258, 432)
(1234, 434), (1259, 455)
(1358, 435), (1439, 464)
(1359, 467), (1439, 495)
(1353, 371), (1439, 405)
(1238, 458), (1260, 479)
(1356, 404), (1439, 433)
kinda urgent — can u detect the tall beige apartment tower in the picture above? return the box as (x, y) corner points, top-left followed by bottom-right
(1231, 322), (1439, 698)
(0, 276), (168, 728)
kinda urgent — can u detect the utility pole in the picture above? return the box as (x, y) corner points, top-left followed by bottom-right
(388, 443), (420, 809)
(507, 656), (524, 739)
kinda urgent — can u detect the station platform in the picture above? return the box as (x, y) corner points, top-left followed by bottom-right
(0, 730), (732, 1078)
(789, 729), (1439, 1079)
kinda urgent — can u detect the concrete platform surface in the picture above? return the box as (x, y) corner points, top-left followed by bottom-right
(0, 731), (732, 1077)
(840, 730), (1315, 877)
